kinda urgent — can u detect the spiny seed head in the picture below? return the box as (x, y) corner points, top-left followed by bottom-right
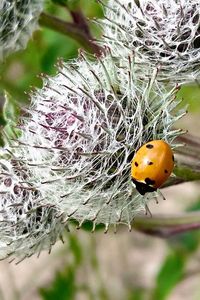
(0, 51), (185, 259)
(0, 156), (65, 261)
(100, 0), (200, 83)
(0, 0), (44, 60)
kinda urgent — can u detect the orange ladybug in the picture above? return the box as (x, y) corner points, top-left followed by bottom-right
(131, 140), (174, 195)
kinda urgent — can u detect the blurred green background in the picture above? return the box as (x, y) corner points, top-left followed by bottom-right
(0, 1), (200, 300)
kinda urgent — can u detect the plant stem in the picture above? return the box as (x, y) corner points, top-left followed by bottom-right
(39, 12), (103, 56)
(176, 133), (200, 163)
(133, 212), (200, 237)
(162, 133), (200, 188)
(163, 165), (200, 188)
(70, 10), (91, 36)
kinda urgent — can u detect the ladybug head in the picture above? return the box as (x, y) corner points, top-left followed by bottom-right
(131, 178), (157, 195)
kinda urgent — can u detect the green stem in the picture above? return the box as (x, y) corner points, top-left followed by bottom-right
(163, 165), (200, 188)
(162, 133), (200, 188)
(39, 12), (103, 56)
(133, 212), (200, 237)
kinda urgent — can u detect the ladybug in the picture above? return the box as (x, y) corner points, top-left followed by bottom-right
(131, 140), (174, 195)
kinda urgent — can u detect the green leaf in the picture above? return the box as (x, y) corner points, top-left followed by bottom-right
(39, 266), (76, 300)
(152, 251), (185, 300)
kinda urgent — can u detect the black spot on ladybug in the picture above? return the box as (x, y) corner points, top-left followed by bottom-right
(146, 144), (154, 149)
(172, 154), (174, 162)
(147, 161), (153, 165)
(145, 177), (155, 186)
(135, 162), (139, 167)
(164, 169), (168, 174)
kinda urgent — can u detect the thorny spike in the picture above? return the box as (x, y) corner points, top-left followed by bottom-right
(113, 224), (118, 234)
(59, 234), (65, 244)
(8, 258), (15, 264)
(76, 222), (82, 230)
(104, 223), (109, 233)
(92, 222), (96, 233)
(65, 224), (70, 232)
(67, 208), (79, 217)
(128, 223), (132, 232)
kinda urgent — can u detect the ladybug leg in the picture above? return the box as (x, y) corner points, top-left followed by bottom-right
(157, 189), (166, 201)
(145, 203), (152, 217)
(150, 194), (159, 204)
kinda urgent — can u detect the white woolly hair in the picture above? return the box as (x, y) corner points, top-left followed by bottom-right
(99, 0), (200, 83)
(0, 0), (44, 60)
(0, 157), (65, 261)
(0, 50), (185, 259)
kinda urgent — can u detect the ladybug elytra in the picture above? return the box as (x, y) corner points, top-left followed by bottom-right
(131, 140), (174, 195)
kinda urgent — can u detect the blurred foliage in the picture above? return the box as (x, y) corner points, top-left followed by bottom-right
(51, 0), (103, 13)
(39, 233), (109, 300)
(152, 251), (185, 300)
(40, 266), (76, 300)
(150, 199), (200, 300)
(123, 198), (200, 300)
(0, 92), (6, 146)
(0, 92), (6, 127)
(39, 234), (81, 300)
(128, 288), (145, 300)
(178, 84), (200, 113)
(0, 0), (103, 104)
(40, 196), (200, 300)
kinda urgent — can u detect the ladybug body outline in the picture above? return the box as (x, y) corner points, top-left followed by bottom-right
(131, 140), (174, 195)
